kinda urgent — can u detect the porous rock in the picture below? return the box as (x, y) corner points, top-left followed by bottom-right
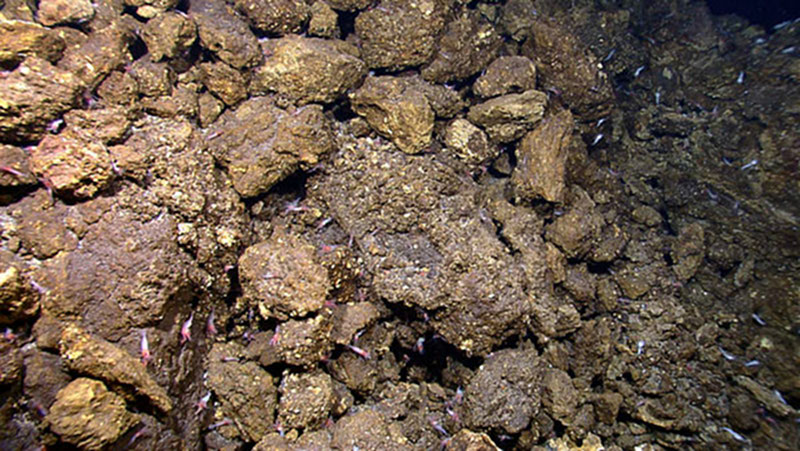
(331, 409), (412, 450)
(444, 118), (494, 167)
(473, 56), (537, 98)
(47, 378), (138, 451)
(467, 89), (548, 143)
(37, 0), (94, 26)
(190, 0), (261, 69)
(140, 11), (197, 61)
(278, 372), (335, 430)
(0, 19), (66, 65)
(234, 0), (310, 35)
(512, 109), (574, 203)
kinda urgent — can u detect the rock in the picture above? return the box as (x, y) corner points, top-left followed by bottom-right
(592, 392), (623, 425)
(190, 0), (261, 69)
(28, 130), (113, 200)
(0, 341), (22, 385)
(199, 61), (248, 106)
(544, 189), (605, 259)
(239, 231), (330, 319)
(0, 145), (37, 190)
(140, 11), (197, 61)
(671, 223), (704, 281)
(467, 89), (548, 143)
(62, 106), (132, 144)
(0, 19), (65, 65)
(23, 350), (70, 410)
(197, 92), (225, 127)
(234, 0), (310, 35)
(278, 372), (335, 430)
(349, 75), (434, 154)
(250, 314), (334, 369)
(446, 429), (501, 450)
(540, 368), (578, 424)
(422, 10), (502, 83)
(96, 70), (139, 108)
(464, 348), (542, 434)
(331, 410), (412, 450)
(17, 207), (77, 259)
(735, 376), (798, 418)
(331, 302), (381, 345)
(207, 96), (332, 197)
(122, 0), (178, 19)
(631, 205), (662, 227)
(208, 342), (278, 442)
(0, 57), (82, 142)
(512, 109), (574, 203)
(57, 23), (132, 89)
(58, 324), (173, 413)
(308, 1), (339, 38)
(252, 35), (366, 105)
(0, 258), (39, 324)
(326, 0), (371, 11)
(563, 264), (597, 305)
(36, 0), (94, 26)
(613, 263), (655, 299)
(128, 56), (173, 97)
(47, 378), (139, 451)
(545, 433), (606, 451)
(443, 118), (494, 167)
(354, 0), (447, 71)
(521, 18), (614, 119)
(473, 56), (537, 98)
(498, 0), (537, 42)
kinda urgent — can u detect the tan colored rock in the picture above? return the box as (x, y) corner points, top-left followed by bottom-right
(250, 314), (334, 368)
(58, 323), (173, 413)
(632, 205), (662, 227)
(239, 231), (330, 319)
(208, 342), (278, 441)
(0, 57), (82, 142)
(735, 376), (798, 418)
(96, 70), (139, 107)
(190, 0), (261, 69)
(123, 0), (178, 19)
(474, 56), (537, 98)
(349, 75), (434, 154)
(0, 144), (37, 188)
(355, 0), (447, 71)
(200, 61), (248, 106)
(671, 223), (704, 281)
(467, 89), (547, 143)
(278, 372), (335, 430)
(47, 378), (138, 451)
(198, 92), (224, 127)
(444, 118), (493, 167)
(252, 35), (366, 105)
(140, 11), (196, 61)
(544, 433), (606, 451)
(512, 109), (574, 203)
(0, 19), (65, 65)
(308, 1), (339, 38)
(540, 368), (578, 423)
(207, 96), (333, 197)
(28, 130), (112, 200)
(57, 23), (132, 89)
(37, 0), (94, 26)
(0, 260), (39, 324)
(234, 0), (309, 35)
(422, 10), (502, 83)
(63, 106), (132, 144)
(326, 0), (371, 11)
(447, 429), (501, 450)
(331, 410), (412, 450)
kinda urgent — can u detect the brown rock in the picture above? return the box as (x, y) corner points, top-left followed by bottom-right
(207, 96), (333, 197)
(522, 18), (614, 119)
(197, 91), (224, 127)
(563, 264), (597, 304)
(0, 57), (82, 142)
(444, 118), (494, 167)
(17, 207), (78, 259)
(200, 61), (248, 106)
(278, 372), (335, 430)
(308, 1), (339, 38)
(473, 56), (537, 98)
(349, 75), (434, 154)
(512, 109), (573, 202)
(23, 350), (70, 409)
(498, 0), (537, 42)
(544, 189), (605, 259)
(37, 0), (94, 26)
(467, 89), (548, 143)
(252, 35), (366, 105)
(614, 263), (655, 300)
(631, 205), (662, 227)
(355, 0), (447, 71)
(123, 0), (178, 19)
(208, 342), (278, 442)
(0, 144), (38, 188)
(234, 0), (310, 35)
(464, 348), (542, 434)
(446, 429), (501, 450)
(0, 341), (22, 385)
(422, 10), (502, 83)
(239, 231), (330, 319)
(96, 70), (139, 107)
(63, 106), (132, 144)
(47, 378), (138, 450)
(28, 130), (113, 200)
(671, 223), (704, 281)
(251, 314), (334, 368)
(0, 19), (65, 65)
(57, 23), (132, 89)
(140, 11), (196, 61)
(593, 392), (623, 425)
(0, 258), (39, 324)
(540, 368), (578, 424)
(58, 324), (173, 413)
(190, 0), (261, 69)
(331, 410), (412, 450)
(128, 56), (174, 97)
(331, 302), (381, 345)
(326, 0), (371, 10)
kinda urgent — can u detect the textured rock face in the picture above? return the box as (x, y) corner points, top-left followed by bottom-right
(252, 35), (367, 105)
(444, 118), (493, 167)
(0, 19), (66, 65)
(349, 76), (435, 154)
(234, 0), (310, 35)
(140, 11), (196, 61)
(36, 0), (94, 26)
(512, 109), (574, 203)
(190, 0), (262, 69)
(47, 378), (139, 451)
(473, 56), (538, 98)
(467, 89), (548, 143)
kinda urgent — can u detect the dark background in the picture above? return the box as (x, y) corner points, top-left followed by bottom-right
(706, 0), (800, 30)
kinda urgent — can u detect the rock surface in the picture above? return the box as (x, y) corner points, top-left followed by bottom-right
(473, 56), (537, 98)
(467, 89), (548, 143)
(512, 109), (574, 203)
